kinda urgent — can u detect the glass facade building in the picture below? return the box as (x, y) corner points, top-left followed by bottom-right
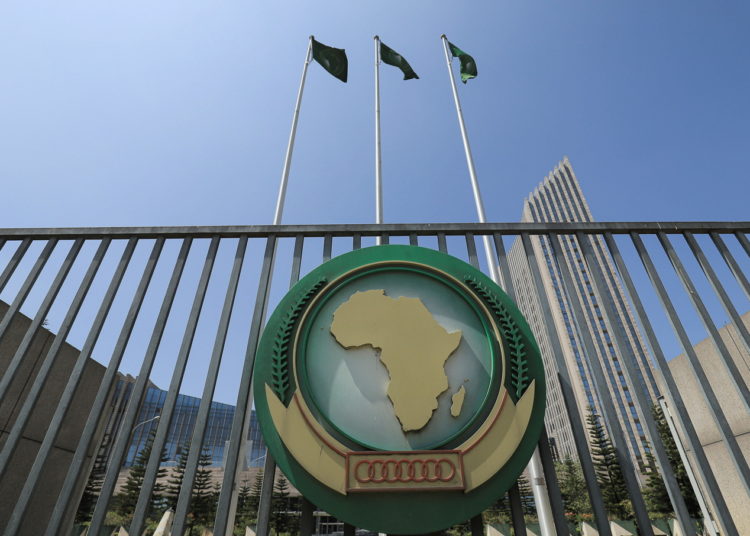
(109, 377), (267, 468)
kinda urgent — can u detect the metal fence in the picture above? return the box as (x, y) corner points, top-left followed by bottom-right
(0, 222), (748, 536)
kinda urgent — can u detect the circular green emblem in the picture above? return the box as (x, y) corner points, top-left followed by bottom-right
(254, 245), (545, 534)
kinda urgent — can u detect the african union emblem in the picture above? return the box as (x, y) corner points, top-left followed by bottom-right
(253, 245), (546, 534)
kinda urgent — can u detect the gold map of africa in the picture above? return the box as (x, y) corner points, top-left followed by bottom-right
(330, 290), (463, 432)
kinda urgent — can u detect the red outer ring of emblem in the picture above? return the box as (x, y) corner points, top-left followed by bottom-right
(353, 458), (456, 484)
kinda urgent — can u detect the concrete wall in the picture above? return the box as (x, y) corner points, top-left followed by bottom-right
(0, 301), (113, 535)
(667, 311), (750, 534)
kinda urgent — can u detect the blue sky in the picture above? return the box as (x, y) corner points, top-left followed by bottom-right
(1, 2), (748, 402)
(1, 1), (748, 228)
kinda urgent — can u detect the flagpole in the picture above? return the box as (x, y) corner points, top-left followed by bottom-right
(232, 38), (314, 532)
(374, 36), (383, 245)
(439, 35), (500, 283)
(440, 34), (556, 536)
(274, 36), (314, 225)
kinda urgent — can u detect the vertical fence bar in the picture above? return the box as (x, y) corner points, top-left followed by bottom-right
(223, 239), (268, 536)
(0, 238), (82, 403)
(44, 238), (165, 536)
(735, 231), (750, 257)
(490, 233), (568, 535)
(255, 235), (310, 536)
(576, 232), (695, 535)
(380, 233), (390, 245)
(520, 234), (611, 536)
(658, 397), (720, 536)
(0, 238), (58, 347)
(627, 232), (741, 536)
(536, 429), (569, 536)
(88, 238), (192, 535)
(710, 232), (750, 301)
(129, 237), (221, 535)
(0, 238), (108, 478)
(470, 514), (483, 536)
(684, 231), (750, 356)
(290, 235), (305, 285)
(256, 451), (277, 536)
(560, 371), (614, 534)
(211, 237), (278, 536)
(169, 237), (248, 535)
(0, 238), (31, 293)
(508, 482), (526, 535)
(409, 233), (418, 246)
(246, 235), (307, 536)
(300, 498), (314, 536)
(465, 233), (479, 268)
(547, 233), (654, 536)
(323, 234), (332, 262)
(492, 233), (510, 291)
(437, 233), (447, 253)
(352, 233), (361, 251)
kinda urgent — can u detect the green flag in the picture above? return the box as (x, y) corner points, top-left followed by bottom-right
(379, 41), (419, 80)
(448, 41), (477, 83)
(312, 38), (348, 83)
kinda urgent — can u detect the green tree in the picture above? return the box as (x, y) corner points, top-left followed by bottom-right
(116, 431), (168, 520)
(516, 473), (536, 517)
(643, 404), (702, 518)
(192, 448), (216, 527)
(211, 482), (222, 516)
(586, 408), (631, 519)
(648, 404), (702, 518)
(483, 491), (510, 525)
(165, 443), (190, 510)
(287, 495), (301, 535)
(76, 450), (107, 524)
(642, 453), (672, 515)
(249, 468), (264, 522)
(235, 480), (252, 530)
(556, 457), (592, 521)
(273, 474), (291, 534)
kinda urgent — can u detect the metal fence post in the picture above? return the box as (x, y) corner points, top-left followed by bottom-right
(576, 232), (695, 535)
(0, 222), (746, 535)
(627, 232), (740, 536)
(520, 234), (612, 536)
(129, 237), (221, 536)
(167, 237), (248, 535)
(547, 233), (654, 536)
(88, 238), (192, 536)
(208, 237), (277, 536)
(45, 238), (165, 536)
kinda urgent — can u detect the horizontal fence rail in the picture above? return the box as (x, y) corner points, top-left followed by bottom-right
(0, 221), (750, 239)
(0, 222), (747, 536)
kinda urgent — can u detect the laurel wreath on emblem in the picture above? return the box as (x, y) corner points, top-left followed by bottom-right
(464, 276), (529, 402)
(271, 277), (327, 405)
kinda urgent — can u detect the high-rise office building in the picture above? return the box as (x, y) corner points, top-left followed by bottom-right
(508, 157), (659, 468)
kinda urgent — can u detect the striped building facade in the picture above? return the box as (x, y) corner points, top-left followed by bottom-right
(508, 157), (660, 469)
